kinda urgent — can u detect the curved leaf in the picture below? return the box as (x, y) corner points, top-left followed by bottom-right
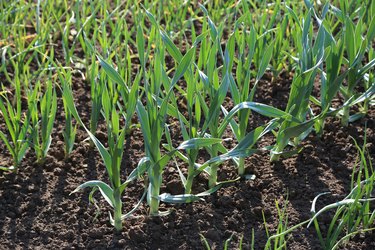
(62, 87), (112, 176)
(158, 184), (222, 204)
(70, 180), (115, 208)
(177, 138), (222, 150)
(120, 157), (150, 193)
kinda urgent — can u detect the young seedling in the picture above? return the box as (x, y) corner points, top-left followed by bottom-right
(136, 12), (196, 213)
(269, 9), (324, 161)
(225, 14), (274, 175)
(30, 78), (57, 164)
(0, 74), (32, 171)
(58, 69), (77, 158)
(337, 3), (375, 125)
(63, 63), (144, 231)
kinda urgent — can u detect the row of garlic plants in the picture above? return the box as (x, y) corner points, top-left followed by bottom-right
(0, 0), (374, 230)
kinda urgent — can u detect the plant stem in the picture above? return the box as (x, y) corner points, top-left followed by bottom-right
(149, 168), (161, 216)
(238, 157), (245, 176)
(209, 163), (218, 188)
(315, 119), (324, 137)
(270, 137), (289, 162)
(113, 188), (122, 231)
(270, 145), (282, 162)
(185, 165), (194, 194)
(341, 106), (350, 127)
(208, 144), (219, 188)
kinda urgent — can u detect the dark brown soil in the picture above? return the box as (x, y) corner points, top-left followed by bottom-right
(0, 9), (374, 247)
(0, 66), (374, 250)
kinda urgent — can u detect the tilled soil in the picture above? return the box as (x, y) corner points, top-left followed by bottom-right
(0, 71), (374, 250)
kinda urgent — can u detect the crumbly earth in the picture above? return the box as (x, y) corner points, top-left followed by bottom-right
(0, 69), (374, 250)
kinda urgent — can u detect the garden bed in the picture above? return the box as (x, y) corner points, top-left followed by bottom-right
(1, 1), (375, 249)
(0, 75), (373, 249)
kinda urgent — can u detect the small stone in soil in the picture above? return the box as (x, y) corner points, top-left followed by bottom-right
(117, 239), (126, 246)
